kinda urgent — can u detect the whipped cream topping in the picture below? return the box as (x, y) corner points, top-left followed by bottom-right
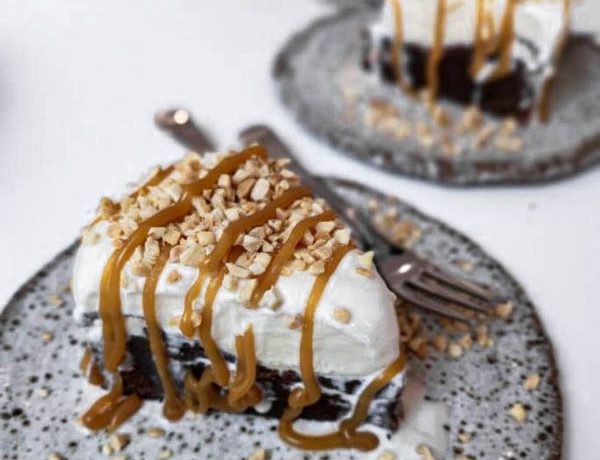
(372, 0), (568, 70)
(73, 221), (401, 377)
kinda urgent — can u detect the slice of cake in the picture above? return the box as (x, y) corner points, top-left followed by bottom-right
(72, 144), (406, 452)
(362, 0), (571, 118)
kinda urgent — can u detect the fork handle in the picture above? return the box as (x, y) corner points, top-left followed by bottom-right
(239, 125), (395, 255)
(155, 109), (216, 153)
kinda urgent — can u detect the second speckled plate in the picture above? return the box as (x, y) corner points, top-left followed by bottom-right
(274, 7), (600, 185)
(0, 179), (562, 459)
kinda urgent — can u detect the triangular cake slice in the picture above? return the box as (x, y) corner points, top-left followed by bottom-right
(72, 144), (405, 451)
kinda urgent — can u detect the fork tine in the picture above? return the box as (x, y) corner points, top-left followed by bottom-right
(396, 285), (473, 322)
(408, 278), (492, 314)
(424, 267), (497, 304)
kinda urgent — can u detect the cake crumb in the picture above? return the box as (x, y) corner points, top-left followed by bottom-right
(409, 336), (429, 359)
(457, 333), (473, 350)
(416, 444), (437, 460)
(523, 374), (541, 391)
(509, 403), (528, 422)
(377, 450), (397, 460)
(145, 427), (166, 438)
(158, 448), (173, 459)
(332, 307), (352, 324)
(109, 433), (129, 452)
(166, 269), (182, 284)
(495, 301), (513, 319)
(82, 227), (100, 245)
(248, 448), (268, 460)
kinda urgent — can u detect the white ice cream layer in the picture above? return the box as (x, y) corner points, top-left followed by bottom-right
(72, 222), (401, 378)
(373, 0), (567, 68)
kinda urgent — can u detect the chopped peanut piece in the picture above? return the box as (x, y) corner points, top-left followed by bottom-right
(332, 307), (352, 324)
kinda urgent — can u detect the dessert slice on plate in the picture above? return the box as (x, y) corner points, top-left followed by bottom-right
(363, 0), (571, 119)
(72, 144), (406, 451)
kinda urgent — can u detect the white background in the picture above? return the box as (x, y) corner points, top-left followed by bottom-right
(0, 1), (598, 457)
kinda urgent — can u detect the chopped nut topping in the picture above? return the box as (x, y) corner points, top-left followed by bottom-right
(262, 287), (282, 310)
(47, 294), (64, 307)
(409, 335), (429, 359)
(509, 403), (528, 422)
(158, 448), (173, 459)
(332, 307), (351, 324)
(196, 231), (216, 245)
(457, 105), (483, 133)
(356, 267), (373, 278)
(286, 314), (304, 330)
(248, 448), (268, 460)
(109, 433), (129, 452)
(308, 260), (326, 275)
(41, 331), (54, 343)
(179, 243), (204, 267)
(166, 269), (182, 284)
(495, 301), (513, 319)
(226, 263), (250, 279)
(82, 227), (100, 245)
(146, 427), (166, 438)
(431, 335), (448, 353)
(377, 451), (397, 460)
(47, 454), (63, 460)
(495, 134), (523, 153)
(472, 123), (496, 150)
(249, 253), (272, 275)
(102, 443), (113, 456)
(190, 311), (202, 327)
(251, 178), (270, 201)
(456, 259), (474, 273)
(168, 315), (181, 327)
(238, 279), (258, 304)
(416, 444), (437, 460)
(223, 274), (239, 292)
(448, 342), (464, 359)
(523, 374), (541, 391)
(37, 387), (50, 398)
(458, 430), (472, 443)
(432, 105), (451, 127)
(457, 333), (473, 350)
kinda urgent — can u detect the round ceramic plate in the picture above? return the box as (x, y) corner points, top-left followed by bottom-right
(0, 179), (562, 459)
(274, 7), (600, 185)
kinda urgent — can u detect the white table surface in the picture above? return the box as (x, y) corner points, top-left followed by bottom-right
(1, 1), (598, 457)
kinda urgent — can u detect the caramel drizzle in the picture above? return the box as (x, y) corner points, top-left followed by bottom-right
(81, 374), (143, 432)
(389, 0), (405, 87)
(180, 186), (312, 338)
(249, 210), (337, 307)
(539, 0), (571, 121)
(470, 0), (494, 78)
(227, 325), (262, 410)
(289, 245), (353, 410)
(142, 247), (186, 421)
(79, 347), (105, 386)
(426, 0), (447, 101)
(99, 145), (266, 372)
(489, 0), (518, 80)
(279, 354), (407, 451)
(278, 244), (407, 451)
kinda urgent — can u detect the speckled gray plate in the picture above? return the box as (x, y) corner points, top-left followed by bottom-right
(274, 7), (600, 185)
(0, 179), (562, 459)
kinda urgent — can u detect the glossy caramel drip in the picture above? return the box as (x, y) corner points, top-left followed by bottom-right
(278, 352), (407, 451)
(249, 210), (336, 307)
(470, 0), (498, 79)
(88, 361), (105, 386)
(79, 347), (92, 372)
(81, 375), (143, 432)
(490, 0), (518, 80)
(228, 326), (262, 410)
(79, 347), (105, 386)
(99, 145), (266, 372)
(426, 0), (447, 101)
(180, 270), (208, 338)
(539, 0), (571, 121)
(142, 247), (186, 421)
(289, 244), (353, 410)
(389, 0), (405, 87)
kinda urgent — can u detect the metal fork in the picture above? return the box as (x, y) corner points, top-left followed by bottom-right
(155, 110), (499, 321)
